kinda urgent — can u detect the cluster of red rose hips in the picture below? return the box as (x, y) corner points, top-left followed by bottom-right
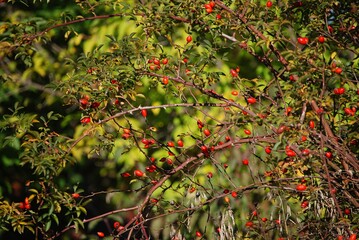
(230, 67), (240, 77)
(148, 57), (169, 71)
(331, 62), (343, 75)
(203, 1), (223, 20)
(97, 221), (125, 238)
(204, 1), (215, 14)
(79, 77), (124, 124)
(18, 197), (31, 210)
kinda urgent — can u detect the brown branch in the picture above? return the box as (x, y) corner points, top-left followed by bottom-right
(311, 100), (359, 171)
(119, 175), (320, 238)
(319, 128), (343, 218)
(169, 15), (190, 23)
(51, 206), (139, 239)
(66, 102), (230, 155)
(215, 0), (289, 69)
(25, 13), (125, 42)
(142, 71), (258, 118)
(310, 100), (334, 138)
(120, 135), (277, 237)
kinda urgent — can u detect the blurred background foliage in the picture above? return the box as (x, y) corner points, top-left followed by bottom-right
(0, 0), (358, 239)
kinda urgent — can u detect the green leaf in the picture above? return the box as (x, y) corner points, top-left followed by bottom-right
(45, 220), (51, 232)
(51, 214), (59, 226)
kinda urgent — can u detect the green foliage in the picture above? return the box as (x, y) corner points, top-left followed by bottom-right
(0, 0), (358, 239)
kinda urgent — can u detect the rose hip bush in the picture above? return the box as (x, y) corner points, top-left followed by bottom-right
(0, 0), (358, 239)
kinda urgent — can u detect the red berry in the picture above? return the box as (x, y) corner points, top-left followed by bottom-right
(231, 191), (238, 198)
(203, 129), (211, 136)
(301, 200), (309, 208)
(207, 172), (213, 178)
(296, 184), (307, 191)
(162, 58), (168, 65)
(349, 234), (357, 240)
(97, 232), (105, 238)
(265, 146), (271, 154)
(302, 149), (310, 156)
(261, 217), (268, 222)
(200, 145), (208, 153)
(121, 172), (131, 178)
(166, 158), (173, 165)
(134, 169), (144, 177)
(344, 208), (351, 215)
(316, 107), (324, 115)
(80, 117), (91, 124)
(325, 151), (333, 158)
(334, 87), (345, 95)
(206, 7), (213, 13)
(19, 202), (25, 209)
(186, 35), (192, 43)
(79, 97), (89, 107)
(114, 221), (121, 229)
(195, 231), (202, 237)
(309, 120), (315, 129)
(72, 193), (80, 199)
(285, 107), (293, 116)
(209, 1), (215, 8)
(344, 108), (355, 116)
(289, 75), (298, 82)
(167, 141), (175, 147)
(286, 149), (296, 157)
(230, 69), (238, 77)
(146, 164), (157, 172)
(318, 36), (325, 43)
(141, 138), (150, 145)
(153, 59), (160, 65)
(91, 102), (100, 108)
(245, 221), (254, 228)
(334, 67), (342, 74)
(141, 109), (148, 118)
(247, 97), (256, 104)
(231, 90), (239, 96)
(216, 14), (222, 19)
(162, 76), (169, 85)
(244, 129), (251, 135)
(150, 198), (158, 203)
(177, 139), (184, 147)
(266, 1), (272, 7)
(242, 159), (249, 165)
(297, 37), (309, 45)
(197, 120), (204, 129)
(204, 3), (211, 9)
